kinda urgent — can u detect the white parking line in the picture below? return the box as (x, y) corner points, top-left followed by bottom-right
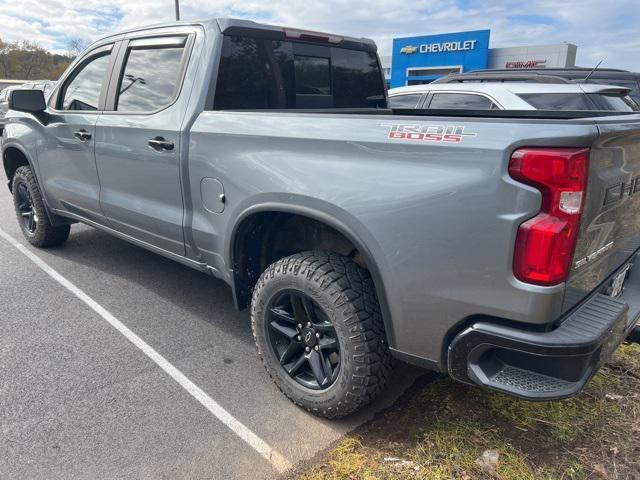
(0, 227), (292, 474)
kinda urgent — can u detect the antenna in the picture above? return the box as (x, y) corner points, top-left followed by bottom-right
(583, 60), (603, 82)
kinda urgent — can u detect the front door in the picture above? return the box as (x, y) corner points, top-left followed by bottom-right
(37, 44), (116, 222)
(94, 34), (192, 256)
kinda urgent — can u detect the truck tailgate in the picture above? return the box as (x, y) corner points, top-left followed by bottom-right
(564, 119), (640, 311)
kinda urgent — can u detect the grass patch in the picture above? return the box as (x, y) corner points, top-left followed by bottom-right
(485, 373), (620, 442)
(612, 342), (640, 374)
(293, 342), (640, 480)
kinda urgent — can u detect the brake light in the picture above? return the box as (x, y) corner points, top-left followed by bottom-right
(283, 28), (343, 44)
(509, 147), (589, 286)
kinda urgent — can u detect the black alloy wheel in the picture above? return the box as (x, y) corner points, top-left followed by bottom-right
(16, 182), (38, 234)
(251, 251), (393, 418)
(11, 166), (70, 247)
(267, 290), (340, 390)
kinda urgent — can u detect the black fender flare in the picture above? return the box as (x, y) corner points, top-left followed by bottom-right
(226, 197), (397, 349)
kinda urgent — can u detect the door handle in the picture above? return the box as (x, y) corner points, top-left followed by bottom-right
(148, 137), (174, 151)
(74, 129), (92, 141)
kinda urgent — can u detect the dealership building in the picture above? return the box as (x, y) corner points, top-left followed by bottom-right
(381, 29), (577, 87)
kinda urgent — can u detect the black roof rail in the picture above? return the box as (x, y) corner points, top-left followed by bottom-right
(432, 72), (572, 84)
(471, 67), (630, 74)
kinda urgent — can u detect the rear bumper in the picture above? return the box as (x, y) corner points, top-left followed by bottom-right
(448, 253), (640, 400)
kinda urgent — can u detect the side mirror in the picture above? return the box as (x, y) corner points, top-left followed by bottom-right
(9, 89), (46, 114)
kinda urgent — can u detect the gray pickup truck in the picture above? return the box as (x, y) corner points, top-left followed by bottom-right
(3, 18), (640, 419)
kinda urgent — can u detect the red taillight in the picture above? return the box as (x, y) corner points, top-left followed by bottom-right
(509, 147), (589, 286)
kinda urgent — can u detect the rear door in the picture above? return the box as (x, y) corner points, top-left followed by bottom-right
(564, 118), (640, 310)
(94, 31), (195, 255)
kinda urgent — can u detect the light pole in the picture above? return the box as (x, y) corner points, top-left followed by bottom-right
(174, 0), (180, 20)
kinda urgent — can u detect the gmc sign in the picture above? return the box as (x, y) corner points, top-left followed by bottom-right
(505, 60), (547, 69)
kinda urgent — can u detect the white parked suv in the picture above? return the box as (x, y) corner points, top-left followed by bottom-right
(388, 82), (640, 111)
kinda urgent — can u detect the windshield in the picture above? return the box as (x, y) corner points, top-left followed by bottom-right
(518, 92), (640, 111)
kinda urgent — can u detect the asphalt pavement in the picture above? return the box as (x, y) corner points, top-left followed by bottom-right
(0, 184), (420, 479)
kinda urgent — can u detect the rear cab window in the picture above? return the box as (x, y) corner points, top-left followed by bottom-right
(212, 34), (386, 109)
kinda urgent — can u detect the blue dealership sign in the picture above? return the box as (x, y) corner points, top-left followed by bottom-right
(391, 30), (490, 87)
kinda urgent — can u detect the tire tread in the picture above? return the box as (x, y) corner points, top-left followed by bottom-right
(251, 250), (393, 418)
(12, 166), (70, 248)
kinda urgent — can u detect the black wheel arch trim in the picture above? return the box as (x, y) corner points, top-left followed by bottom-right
(226, 196), (397, 350)
(2, 142), (70, 227)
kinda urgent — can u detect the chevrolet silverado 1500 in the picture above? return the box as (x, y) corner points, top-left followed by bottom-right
(3, 18), (640, 418)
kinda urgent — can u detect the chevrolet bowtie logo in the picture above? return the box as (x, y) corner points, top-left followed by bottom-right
(400, 45), (418, 54)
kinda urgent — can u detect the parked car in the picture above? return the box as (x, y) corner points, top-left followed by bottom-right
(0, 86), (20, 133)
(434, 67), (640, 103)
(1, 81), (55, 133)
(3, 18), (640, 419)
(388, 82), (640, 111)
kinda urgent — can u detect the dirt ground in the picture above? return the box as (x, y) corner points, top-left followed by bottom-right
(290, 343), (640, 480)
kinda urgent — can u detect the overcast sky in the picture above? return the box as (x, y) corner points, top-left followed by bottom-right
(0, 0), (639, 70)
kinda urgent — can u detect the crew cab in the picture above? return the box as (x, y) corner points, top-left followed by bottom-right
(3, 18), (640, 418)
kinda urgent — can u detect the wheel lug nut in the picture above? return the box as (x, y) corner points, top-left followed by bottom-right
(307, 322), (312, 327)
(315, 332), (320, 338)
(305, 346), (310, 352)
(297, 336), (301, 341)
(314, 345), (319, 351)
(297, 324), (302, 329)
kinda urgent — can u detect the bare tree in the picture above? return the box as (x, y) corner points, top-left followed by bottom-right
(0, 36), (73, 80)
(66, 37), (88, 58)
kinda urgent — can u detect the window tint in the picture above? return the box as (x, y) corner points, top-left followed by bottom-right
(331, 47), (385, 108)
(116, 45), (185, 112)
(428, 93), (495, 110)
(518, 92), (639, 111)
(295, 55), (331, 95)
(389, 94), (422, 108)
(61, 52), (111, 111)
(587, 93), (640, 111)
(213, 35), (385, 110)
(518, 93), (592, 110)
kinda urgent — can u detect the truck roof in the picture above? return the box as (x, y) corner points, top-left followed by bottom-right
(92, 17), (377, 52)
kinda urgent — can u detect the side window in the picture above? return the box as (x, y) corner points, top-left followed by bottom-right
(115, 38), (187, 113)
(428, 93), (495, 110)
(389, 94), (422, 108)
(60, 51), (112, 111)
(517, 93), (592, 111)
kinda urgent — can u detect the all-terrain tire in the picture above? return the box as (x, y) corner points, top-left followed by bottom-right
(251, 251), (393, 418)
(12, 166), (70, 247)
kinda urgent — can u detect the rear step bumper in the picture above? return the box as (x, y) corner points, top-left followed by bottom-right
(448, 258), (640, 401)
